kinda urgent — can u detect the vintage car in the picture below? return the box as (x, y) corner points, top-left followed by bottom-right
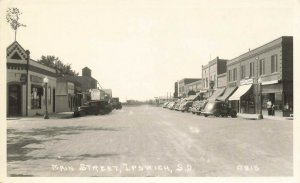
(178, 101), (193, 112)
(111, 97), (122, 110)
(174, 101), (182, 111)
(167, 102), (175, 109)
(162, 102), (169, 108)
(191, 100), (208, 115)
(201, 101), (237, 118)
(73, 100), (112, 117)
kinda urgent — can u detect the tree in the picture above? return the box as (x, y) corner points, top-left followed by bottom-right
(37, 55), (79, 76)
(6, 8), (26, 41)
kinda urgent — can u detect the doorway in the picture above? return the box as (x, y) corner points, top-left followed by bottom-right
(8, 84), (22, 116)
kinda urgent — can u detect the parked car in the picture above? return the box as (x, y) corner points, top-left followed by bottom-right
(174, 101), (182, 111)
(111, 97), (122, 110)
(191, 100), (208, 115)
(178, 101), (193, 112)
(73, 100), (112, 117)
(170, 101), (179, 110)
(201, 101), (237, 118)
(162, 102), (169, 108)
(167, 102), (176, 109)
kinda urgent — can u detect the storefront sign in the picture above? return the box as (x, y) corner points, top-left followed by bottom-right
(20, 74), (27, 84)
(30, 75), (43, 83)
(240, 78), (253, 85)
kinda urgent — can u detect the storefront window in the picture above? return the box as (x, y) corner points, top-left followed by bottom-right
(31, 85), (43, 109)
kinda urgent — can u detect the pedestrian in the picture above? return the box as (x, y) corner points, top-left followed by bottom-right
(267, 99), (272, 116)
(272, 103), (275, 116)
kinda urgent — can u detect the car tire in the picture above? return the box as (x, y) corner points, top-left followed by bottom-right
(204, 114), (208, 117)
(230, 111), (237, 118)
(80, 111), (86, 117)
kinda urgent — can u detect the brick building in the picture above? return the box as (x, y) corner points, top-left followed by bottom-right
(202, 57), (228, 99)
(227, 36), (293, 117)
(178, 78), (201, 98)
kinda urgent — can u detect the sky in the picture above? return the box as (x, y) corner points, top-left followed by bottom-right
(1, 0), (297, 102)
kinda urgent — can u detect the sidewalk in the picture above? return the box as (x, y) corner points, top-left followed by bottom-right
(237, 113), (293, 120)
(7, 112), (74, 121)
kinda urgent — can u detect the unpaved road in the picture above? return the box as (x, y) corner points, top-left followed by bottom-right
(7, 105), (293, 176)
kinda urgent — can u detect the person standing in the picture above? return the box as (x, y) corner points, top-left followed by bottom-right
(267, 99), (272, 116)
(272, 103), (275, 116)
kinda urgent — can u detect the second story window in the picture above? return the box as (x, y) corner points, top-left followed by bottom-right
(271, 55), (278, 73)
(233, 68), (237, 81)
(250, 62), (255, 78)
(240, 65), (245, 79)
(259, 59), (265, 76)
(228, 70), (232, 82)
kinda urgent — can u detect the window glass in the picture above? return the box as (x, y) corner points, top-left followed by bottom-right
(31, 85), (43, 109)
(271, 55), (278, 73)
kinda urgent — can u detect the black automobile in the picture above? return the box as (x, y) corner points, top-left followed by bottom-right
(73, 100), (112, 117)
(111, 97), (122, 110)
(178, 101), (193, 112)
(191, 100), (207, 115)
(201, 101), (237, 118)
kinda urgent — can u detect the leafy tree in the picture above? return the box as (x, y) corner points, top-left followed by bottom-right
(37, 55), (79, 76)
(6, 8), (26, 41)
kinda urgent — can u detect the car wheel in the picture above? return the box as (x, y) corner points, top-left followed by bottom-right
(230, 111), (237, 118)
(204, 114), (208, 117)
(192, 112), (195, 114)
(80, 111), (86, 117)
(215, 114), (220, 117)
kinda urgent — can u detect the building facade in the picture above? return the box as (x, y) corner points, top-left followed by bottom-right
(227, 36), (293, 117)
(202, 57), (227, 98)
(55, 76), (83, 112)
(184, 79), (204, 94)
(7, 42), (57, 116)
(178, 78), (201, 98)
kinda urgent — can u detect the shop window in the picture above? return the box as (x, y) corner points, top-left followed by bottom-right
(271, 55), (278, 73)
(259, 59), (265, 76)
(31, 85), (43, 109)
(250, 62), (254, 78)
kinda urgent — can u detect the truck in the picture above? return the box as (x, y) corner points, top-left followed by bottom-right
(73, 89), (112, 117)
(111, 97), (122, 110)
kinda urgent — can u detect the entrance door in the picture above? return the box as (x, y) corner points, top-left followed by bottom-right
(8, 84), (22, 116)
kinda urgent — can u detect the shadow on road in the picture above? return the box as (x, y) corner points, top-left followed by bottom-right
(7, 126), (122, 162)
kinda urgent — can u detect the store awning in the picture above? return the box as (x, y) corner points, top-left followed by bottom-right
(208, 88), (226, 101)
(216, 87), (238, 101)
(228, 84), (252, 101)
(186, 92), (201, 101)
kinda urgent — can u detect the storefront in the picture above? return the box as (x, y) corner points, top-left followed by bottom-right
(7, 41), (57, 117)
(260, 80), (292, 117)
(228, 84), (255, 114)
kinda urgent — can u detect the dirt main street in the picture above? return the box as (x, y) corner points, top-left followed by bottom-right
(7, 105), (293, 177)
